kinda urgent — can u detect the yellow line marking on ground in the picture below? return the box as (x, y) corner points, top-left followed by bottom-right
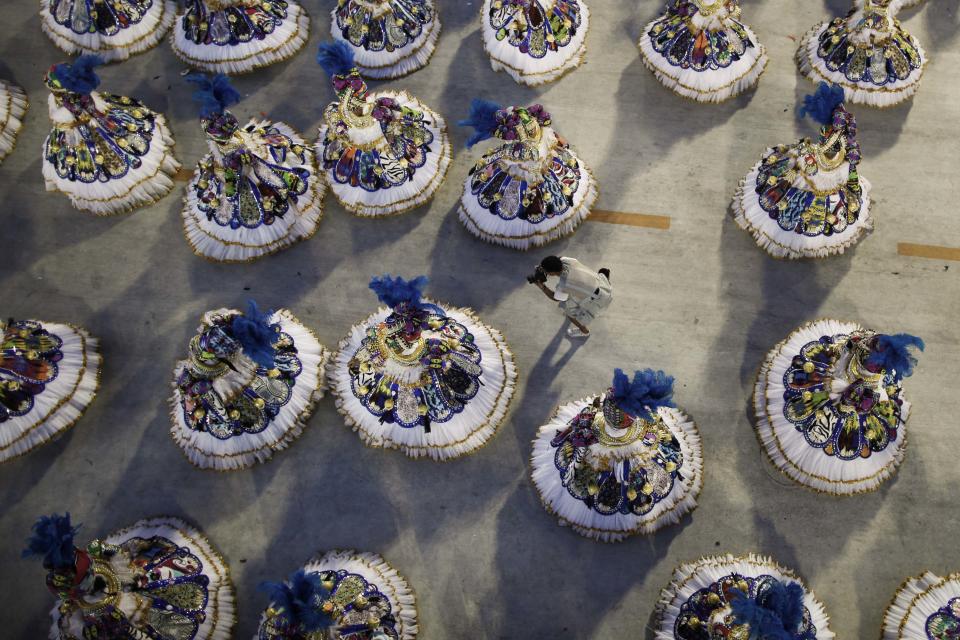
(589, 210), (671, 230)
(898, 243), (960, 262)
(174, 168), (194, 182)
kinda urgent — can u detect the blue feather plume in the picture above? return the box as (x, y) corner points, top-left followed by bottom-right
(230, 300), (279, 369)
(867, 333), (924, 381)
(369, 274), (428, 309)
(186, 73), (241, 118)
(258, 569), (333, 631)
(317, 40), (355, 77)
(54, 55), (104, 94)
(730, 580), (806, 639)
(798, 82), (845, 125)
(610, 368), (675, 421)
(457, 98), (503, 148)
(22, 513), (79, 569)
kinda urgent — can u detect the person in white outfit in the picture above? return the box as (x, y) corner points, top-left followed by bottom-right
(530, 255), (612, 338)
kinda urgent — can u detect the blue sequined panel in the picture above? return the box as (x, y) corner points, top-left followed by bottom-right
(0, 321), (64, 424)
(815, 16), (922, 87)
(347, 306), (483, 429)
(926, 597), (960, 639)
(489, 0), (583, 58)
(781, 333), (904, 461)
(550, 406), (684, 517)
(647, 1), (757, 71)
(176, 325), (304, 441)
(335, 0), (434, 54)
(46, 92), (159, 185)
(193, 123), (312, 230)
(181, 0), (291, 46)
(468, 141), (581, 223)
(674, 573), (818, 639)
(50, 0), (154, 36)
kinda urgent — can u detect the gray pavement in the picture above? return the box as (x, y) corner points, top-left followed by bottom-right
(1, 0), (958, 637)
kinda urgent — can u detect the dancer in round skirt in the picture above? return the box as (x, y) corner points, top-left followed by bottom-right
(330, 275), (516, 460)
(733, 83), (872, 259)
(43, 56), (180, 216)
(796, 0), (926, 107)
(0, 319), (100, 463)
(458, 99), (597, 249)
(655, 553), (835, 639)
(531, 368), (702, 542)
(0, 80), (27, 164)
(331, 0), (440, 79)
(754, 318), (923, 495)
(883, 572), (960, 639)
(638, 0), (768, 103)
(182, 74), (324, 262)
(170, 301), (328, 471)
(40, 0), (175, 62)
(256, 550), (418, 639)
(24, 513), (236, 639)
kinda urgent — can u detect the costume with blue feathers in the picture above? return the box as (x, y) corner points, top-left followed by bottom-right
(332, 0), (439, 79)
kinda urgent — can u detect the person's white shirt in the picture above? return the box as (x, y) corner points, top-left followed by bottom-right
(553, 257), (601, 303)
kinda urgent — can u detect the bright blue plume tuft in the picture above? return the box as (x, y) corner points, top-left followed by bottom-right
(369, 274), (428, 309)
(54, 55), (104, 94)
(22, 513), (79, 569)
(186, 73), (241, 118)
(259, 569), (333, 632)
(230, 300), (279, 369)
(457, 98), (503, 148)
(798, 82), (845, 125)
(610, 368), (676, 421)
(317, 40), (356, 77)
(867, 333), (924, 381)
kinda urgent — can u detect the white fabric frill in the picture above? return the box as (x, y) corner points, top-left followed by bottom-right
(255, 550), (418, 640)
(40, 0), (175, 62)
(43, 92), (180, 216)
(50, 516), (236, 640)
(171, 0), (309, 75)
(330, 302), (516, 460)
(0, 80), (27, 163)
(882, 572), (960, 639)
(637, 4), (768, 103)
(0, 322), (100, 464)
(530, 397), (703, 542)
(655, 553), (835, 640)
(754, 319), (909, 495)
(183, 121), (325, 263)
(732, 150), (873, 259)
(317, 90), (451, 218)
(170, 308), (328, 471)
(481, 0), (589, 86)
(331, 0), (441, 79)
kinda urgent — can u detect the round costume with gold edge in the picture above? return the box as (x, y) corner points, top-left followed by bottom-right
(40, 0), (175, 62)
(0, 80), (27, 164)
(883, 572), (960, 639)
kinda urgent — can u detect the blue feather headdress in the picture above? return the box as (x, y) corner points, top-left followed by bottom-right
(458, 98), (503, 148)
(259, 569), (333, 632)
(369, 274), (428, 310)
(51, 55), (104, 94)
(186, 73), (241, 119)
(317, 40), (356, 77)
(22, 513), (80, 569)
(867, 333), (924, 381)
(798, 82), (845, 126)
(230, 300), (279, 369)
(730, 580), (806, 640)
(610, 368), (676, 421)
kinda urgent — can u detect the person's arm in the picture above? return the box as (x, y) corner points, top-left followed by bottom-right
(535, 281), (556, 299)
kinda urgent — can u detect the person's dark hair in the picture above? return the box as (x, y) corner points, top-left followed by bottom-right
(540, 256), (563, 274)
(598, 268), (610, 281)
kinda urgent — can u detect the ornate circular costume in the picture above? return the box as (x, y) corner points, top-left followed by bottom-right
(330, 275), (516, 460)
(883, 572), (960, 639)
(256, 550), (418, 639)
(43, 56), (180, 216)
(0, 319), (100, 463)
(481, 0), (589, 86)
(316, 42), (450, 218)
(530, 369), (702, 542)
(331, 0), (440, 79)
(458, 100), (597, 250)
(754, 319), (923, 495)
(171, 0), (310, 74)
(638, 0), (768, 103)
(183, 74), (324, 263)
(796, 0), (926, 108)
(0, 80), (27, 164)
(655, 554), (835, 639)
(40, 0), (175, 62)
(24, 513), (236, 640)
(170, 302), (328, 471)
(733, 83), (872, 259)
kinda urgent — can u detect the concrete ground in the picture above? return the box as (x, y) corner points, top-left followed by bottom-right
(1, 0), (958, 637)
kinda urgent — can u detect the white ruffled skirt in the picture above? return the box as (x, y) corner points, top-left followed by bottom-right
(883, 572), (960, 639)
(331, 3), (440, 79)
(0, 81), (27, 163)
(40, 0), (175, 61)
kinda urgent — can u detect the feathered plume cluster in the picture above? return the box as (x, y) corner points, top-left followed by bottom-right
(369, 274), (428, 309)
(458, 98), (503, 148)
(186, 73), (241, 118)
(867, 333), (925, 381)
(22, 513), (80, 569)
(730, 579), (806, 640)
(610, 368), (676, 421)
(259, 569), (333, 632)
(317, 40), (356, 77)
(798, 82), (845, 126)
(53, 55), (104, 94)
(230, 300), (279, 369)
